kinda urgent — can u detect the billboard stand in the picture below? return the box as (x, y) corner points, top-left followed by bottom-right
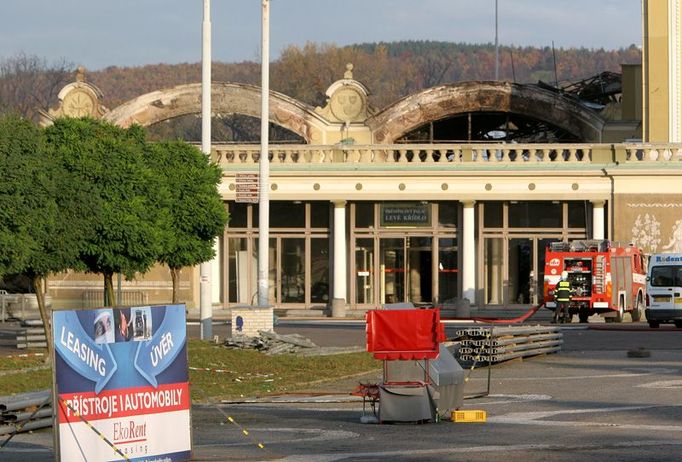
(52, 304), (191, 461)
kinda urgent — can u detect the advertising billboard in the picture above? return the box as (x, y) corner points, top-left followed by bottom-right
(53, 304), (191, 461)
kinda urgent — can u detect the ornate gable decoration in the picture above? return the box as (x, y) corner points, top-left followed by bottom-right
(315, 63), (371, 124)
(40, 67), (107, 126)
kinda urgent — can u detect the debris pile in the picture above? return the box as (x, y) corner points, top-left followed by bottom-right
(224, 330), (319, 355)
(223, 330), (364, 356)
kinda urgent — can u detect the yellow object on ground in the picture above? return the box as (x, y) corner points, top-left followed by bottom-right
(451, 410), (487, 423)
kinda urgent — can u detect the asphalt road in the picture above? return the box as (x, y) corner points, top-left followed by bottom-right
(2, 321), (681, 462)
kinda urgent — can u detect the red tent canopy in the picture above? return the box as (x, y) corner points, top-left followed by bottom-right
(366, 309), (445, 360)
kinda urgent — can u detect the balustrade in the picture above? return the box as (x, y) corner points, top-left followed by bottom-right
(208, 143), (682, 166)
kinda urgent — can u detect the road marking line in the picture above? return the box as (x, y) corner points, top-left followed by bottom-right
(636, 379), (682, 389)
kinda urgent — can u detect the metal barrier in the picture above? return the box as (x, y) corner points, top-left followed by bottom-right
(0, 290), (9, 322)
(453, 324), (562, 365)
(82, 289), (148, 308)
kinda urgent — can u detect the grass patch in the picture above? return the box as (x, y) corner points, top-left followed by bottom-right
(0, 341), (379, 401)
(0, 353), (45, 371)
(188, 340), (378, 401)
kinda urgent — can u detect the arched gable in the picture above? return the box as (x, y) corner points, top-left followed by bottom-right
(366, 81), (605, 143)
(103, 82), (329, 143)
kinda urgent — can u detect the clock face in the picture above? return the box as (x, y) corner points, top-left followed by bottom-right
(63, 90), (95, 117)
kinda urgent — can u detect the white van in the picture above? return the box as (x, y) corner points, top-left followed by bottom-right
(646, 253), (682, 328)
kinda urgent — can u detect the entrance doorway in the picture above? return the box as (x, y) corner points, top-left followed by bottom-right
(378, 237), (433, 305)
(509, 238), (533, 304)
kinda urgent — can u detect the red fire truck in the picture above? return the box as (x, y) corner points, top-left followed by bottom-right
(544, 240), (647, 323)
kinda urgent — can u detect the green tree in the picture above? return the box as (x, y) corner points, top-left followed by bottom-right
(0, 115), (38, 276)
(45, 118), (168, 306)
(0, 115), (87, 355)
(145, 141), (228, 303)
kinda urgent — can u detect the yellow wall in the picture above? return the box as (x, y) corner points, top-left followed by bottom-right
(622, 64), (642, 121)
(644, 0), (670, 141)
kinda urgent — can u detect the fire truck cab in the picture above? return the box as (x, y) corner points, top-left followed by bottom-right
(544, 240), (646, 323)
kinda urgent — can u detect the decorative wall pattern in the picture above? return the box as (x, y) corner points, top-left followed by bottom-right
(617, 196), (682, 255)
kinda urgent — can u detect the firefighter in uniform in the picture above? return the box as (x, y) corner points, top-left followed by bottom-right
(553, 271), (573, 323)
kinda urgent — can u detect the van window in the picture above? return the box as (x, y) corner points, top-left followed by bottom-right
(650, 265), (682, 286)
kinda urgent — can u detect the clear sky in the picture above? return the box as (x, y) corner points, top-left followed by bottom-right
(0, 0), (642, 70)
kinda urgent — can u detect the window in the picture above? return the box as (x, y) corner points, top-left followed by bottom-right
(508, 202), (561, 228)
(438, 202), (458, 228)
(229, 203), (248, 228)
(271, 202), (305, 228)
(650, 266), (682, 286)
(484, 202), (503, 228)
(310, 202), (330, 228)
(355, 203), (374, 228)
(568, 202), (587, 228)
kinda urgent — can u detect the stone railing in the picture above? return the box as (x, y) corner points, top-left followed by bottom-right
(209, 143), (682, 166)
(621, 144), (682, 162)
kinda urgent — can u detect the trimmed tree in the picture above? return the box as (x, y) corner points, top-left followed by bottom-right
(45, 118), (169, 306)
(145, 141), (228, 303)
(0, 115), (87, 355)
(0, 115), (39, 277)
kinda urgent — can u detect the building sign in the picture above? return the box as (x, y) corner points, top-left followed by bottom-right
(381, 203), (431, 227)
(53, 304), (191, 462)
(235, 173), (259, 203)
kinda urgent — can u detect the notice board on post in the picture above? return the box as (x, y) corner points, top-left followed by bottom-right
(52, 304), (191, 462)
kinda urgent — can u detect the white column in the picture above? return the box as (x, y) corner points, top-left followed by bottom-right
(199, 0), (212, 339)
(462, 201), (476, 305)
(592, 200), (605, 240)
(332, 201), (347, 317)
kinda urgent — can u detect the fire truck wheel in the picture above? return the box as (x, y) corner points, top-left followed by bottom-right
(614, 303), (624, 323)
(675, 321), (682, 328)
(578, 310), (589, 323)
(648, 321), (660, 328)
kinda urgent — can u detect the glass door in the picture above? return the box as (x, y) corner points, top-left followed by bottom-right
(407, 237), (432, 304)
(355, 238), (375, 304)
(380, 238), (405, 304)
(509, 238), (533, 304)
(438, 237), (458, 304)
(281, 238), (305, 303)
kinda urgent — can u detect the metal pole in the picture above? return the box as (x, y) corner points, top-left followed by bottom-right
(494, 0), (499, 80)
(200, 0), (213, 339)
(257, 0), (270, 307)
